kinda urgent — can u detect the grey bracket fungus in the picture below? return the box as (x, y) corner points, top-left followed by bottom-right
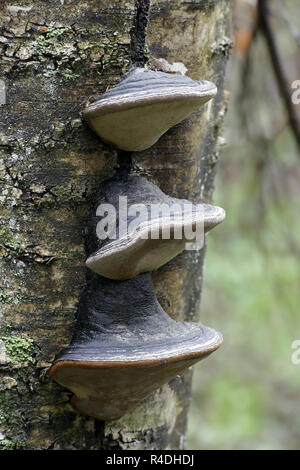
(82, 68), (217, 151)
(49, 58), (225, 422)
(49, 273), (222, 422)
(85, 176), (225, 280)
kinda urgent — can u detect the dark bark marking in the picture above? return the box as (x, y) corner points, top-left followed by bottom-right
(130, 0), (150, 66)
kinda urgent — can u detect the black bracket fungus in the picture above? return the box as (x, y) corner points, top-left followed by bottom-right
(83, 67), (217, 151)
(85, 176), (225, 280)
(49, 273), (222, 422)
(49, 57), (225, 423)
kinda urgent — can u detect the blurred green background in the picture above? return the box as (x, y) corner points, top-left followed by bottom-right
(187, 0), (300, 450)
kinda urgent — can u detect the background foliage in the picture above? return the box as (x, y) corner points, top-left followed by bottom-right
(188, 0), (300, 450)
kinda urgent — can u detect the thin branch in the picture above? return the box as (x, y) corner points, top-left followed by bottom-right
(238, 20), (259, 139)
(258, 0), (300, 152)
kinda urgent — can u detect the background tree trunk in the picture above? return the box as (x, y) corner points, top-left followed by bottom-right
(0, 0), (232, 450)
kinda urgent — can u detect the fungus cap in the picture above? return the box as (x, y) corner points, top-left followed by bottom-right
(85, 176), (225, 280)
(83, 68), (217, 151)
(49, 273), (222, 421)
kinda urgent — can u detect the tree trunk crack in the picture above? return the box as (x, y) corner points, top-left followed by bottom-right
(130, 0), (150, 67)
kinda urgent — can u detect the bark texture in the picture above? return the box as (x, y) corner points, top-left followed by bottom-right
(0, 0), (232, 450)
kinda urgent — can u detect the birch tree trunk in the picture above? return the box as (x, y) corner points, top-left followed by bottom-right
(0, 0), (232, 450)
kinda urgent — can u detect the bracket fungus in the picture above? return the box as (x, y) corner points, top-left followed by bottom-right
(49, 273), (222, 421)
(85, 176), (225, 280)
(83, 68), (217, 151)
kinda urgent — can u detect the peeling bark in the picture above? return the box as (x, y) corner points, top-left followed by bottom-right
(0, 0), (232, 450)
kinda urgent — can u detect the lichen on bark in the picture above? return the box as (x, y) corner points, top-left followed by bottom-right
(0, 0), (232, 450)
